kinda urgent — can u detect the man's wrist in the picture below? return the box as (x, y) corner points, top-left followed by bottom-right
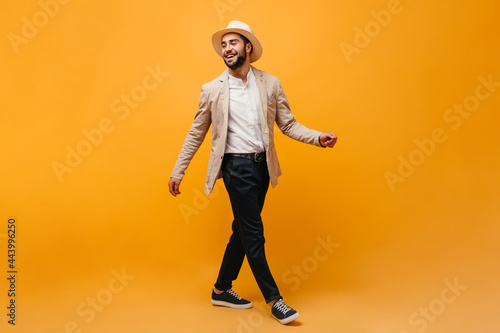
(319, 135), (325, 148)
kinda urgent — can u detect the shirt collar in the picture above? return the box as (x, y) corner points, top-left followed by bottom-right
(228, 68), (254, 86)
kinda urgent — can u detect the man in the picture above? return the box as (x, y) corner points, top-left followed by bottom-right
(168, 20), (337, 324)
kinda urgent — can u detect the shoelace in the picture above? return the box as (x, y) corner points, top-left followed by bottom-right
(227, 289), (242, 300)
(274, 300), (291, 314)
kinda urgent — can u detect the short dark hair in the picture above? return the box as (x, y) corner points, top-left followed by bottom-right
(238, 34), (253, 55)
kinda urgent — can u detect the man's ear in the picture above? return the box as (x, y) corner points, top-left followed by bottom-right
(246, 42), (252, 54)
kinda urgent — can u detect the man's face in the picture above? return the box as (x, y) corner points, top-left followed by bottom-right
(221, 33), (248, 70)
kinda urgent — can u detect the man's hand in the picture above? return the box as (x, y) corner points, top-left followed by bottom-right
(320, 132), (338, 148)
(168, 177), (182, 197)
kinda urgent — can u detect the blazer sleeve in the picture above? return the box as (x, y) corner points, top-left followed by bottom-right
(275, 81), (323, 147)
(170, 86), (212, 180)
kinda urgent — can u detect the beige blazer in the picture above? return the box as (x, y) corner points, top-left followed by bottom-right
(171, 66), (323, 195)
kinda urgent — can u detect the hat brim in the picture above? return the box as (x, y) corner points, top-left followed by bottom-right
(212, 28), (262, 63)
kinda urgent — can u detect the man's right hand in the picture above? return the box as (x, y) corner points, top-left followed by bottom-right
(168, 177), (182, 197)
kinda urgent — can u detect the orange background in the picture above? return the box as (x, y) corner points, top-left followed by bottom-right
(1, 0), (499, 332)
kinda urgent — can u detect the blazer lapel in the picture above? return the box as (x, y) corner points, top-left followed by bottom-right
(253, 67), (268, 133)
(217, 69), (229, 127)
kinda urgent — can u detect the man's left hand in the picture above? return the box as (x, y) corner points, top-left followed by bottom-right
(320, 132), (338, 148)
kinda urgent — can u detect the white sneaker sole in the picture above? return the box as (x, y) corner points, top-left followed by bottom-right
(273, 311), (300, 324)
(211, 299), (253, 309)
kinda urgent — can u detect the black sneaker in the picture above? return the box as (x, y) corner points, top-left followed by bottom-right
(211, 289), (253, 309)
(271, 299), (300, 324)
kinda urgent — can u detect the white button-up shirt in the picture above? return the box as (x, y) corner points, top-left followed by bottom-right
(225, 68), (265, 154)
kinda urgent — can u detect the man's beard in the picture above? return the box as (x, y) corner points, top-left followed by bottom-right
(224, 51), (247, 69)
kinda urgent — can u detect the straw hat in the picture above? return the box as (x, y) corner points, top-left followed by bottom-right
(212, 20), (263, 63)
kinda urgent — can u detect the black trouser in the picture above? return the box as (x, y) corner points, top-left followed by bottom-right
(214, 154), (281, 304)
